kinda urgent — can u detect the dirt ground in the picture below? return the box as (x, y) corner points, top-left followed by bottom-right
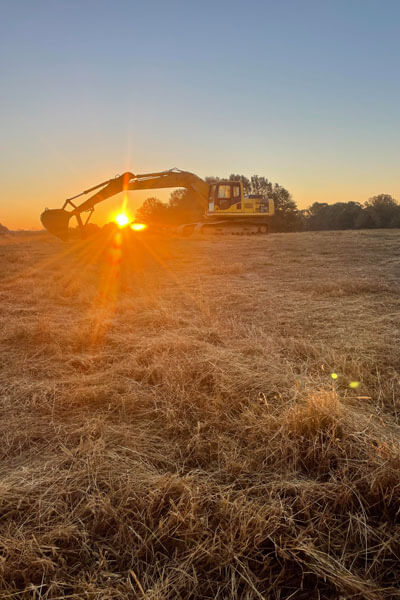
(1, 229), (400, 599)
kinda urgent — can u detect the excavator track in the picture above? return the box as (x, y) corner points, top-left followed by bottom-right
(179, 220), (269, 236)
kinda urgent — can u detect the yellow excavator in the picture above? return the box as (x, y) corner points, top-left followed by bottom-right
(41, 168), (275, 240)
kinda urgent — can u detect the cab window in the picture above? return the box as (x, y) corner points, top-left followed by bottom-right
(218, 185), (231, 199)
(233, 185), (240, 199)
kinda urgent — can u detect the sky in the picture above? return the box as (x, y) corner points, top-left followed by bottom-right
(0, 0), (399, 229)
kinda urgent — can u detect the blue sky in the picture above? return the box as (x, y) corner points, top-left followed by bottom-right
(1, 0), (399, 228)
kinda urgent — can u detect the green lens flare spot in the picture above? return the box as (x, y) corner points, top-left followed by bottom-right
(331, 373), (338, 380)
(349, 381), (360, 389)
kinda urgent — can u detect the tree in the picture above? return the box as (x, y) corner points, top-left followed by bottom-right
(270, 183), (300, 231)
(305, 202), (363, 230)
(355, 209), (376, 229)
(136, 197), (168, 223)
(363, 194), (400, 228)
(0, 223), (10, 236)
(167, 189), (203, 224)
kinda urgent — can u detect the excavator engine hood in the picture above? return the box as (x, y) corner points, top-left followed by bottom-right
(41, 208), (71, 241)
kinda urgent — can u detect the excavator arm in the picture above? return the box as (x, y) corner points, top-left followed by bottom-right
(41, 169), (210, 240)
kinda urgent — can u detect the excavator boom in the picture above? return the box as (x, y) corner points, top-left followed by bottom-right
(75, 170), (209, 214)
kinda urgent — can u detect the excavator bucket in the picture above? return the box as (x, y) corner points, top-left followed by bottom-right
(41, 209), (71, 241)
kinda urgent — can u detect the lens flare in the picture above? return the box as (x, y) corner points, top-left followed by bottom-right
(130, 223), (147, 231)
(115, 213), (130, 228)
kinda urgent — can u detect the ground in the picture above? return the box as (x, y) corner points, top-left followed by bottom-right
(0, 229), (400, 599)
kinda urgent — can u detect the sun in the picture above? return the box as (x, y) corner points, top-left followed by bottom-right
(114, 213), (130, 228)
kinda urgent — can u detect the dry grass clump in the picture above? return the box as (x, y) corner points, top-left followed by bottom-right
(1, 229), (400, 598)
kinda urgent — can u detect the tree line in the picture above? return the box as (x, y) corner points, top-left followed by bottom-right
(136, 174), (399, 232)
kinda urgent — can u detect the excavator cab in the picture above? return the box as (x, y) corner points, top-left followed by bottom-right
(207, 181), (273, 217)
(207, 182), (242, 214)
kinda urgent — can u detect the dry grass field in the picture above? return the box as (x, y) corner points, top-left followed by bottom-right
(1, 229), (400, 599)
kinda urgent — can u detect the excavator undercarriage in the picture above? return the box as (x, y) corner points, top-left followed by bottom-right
(178, 219), (269, 236)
